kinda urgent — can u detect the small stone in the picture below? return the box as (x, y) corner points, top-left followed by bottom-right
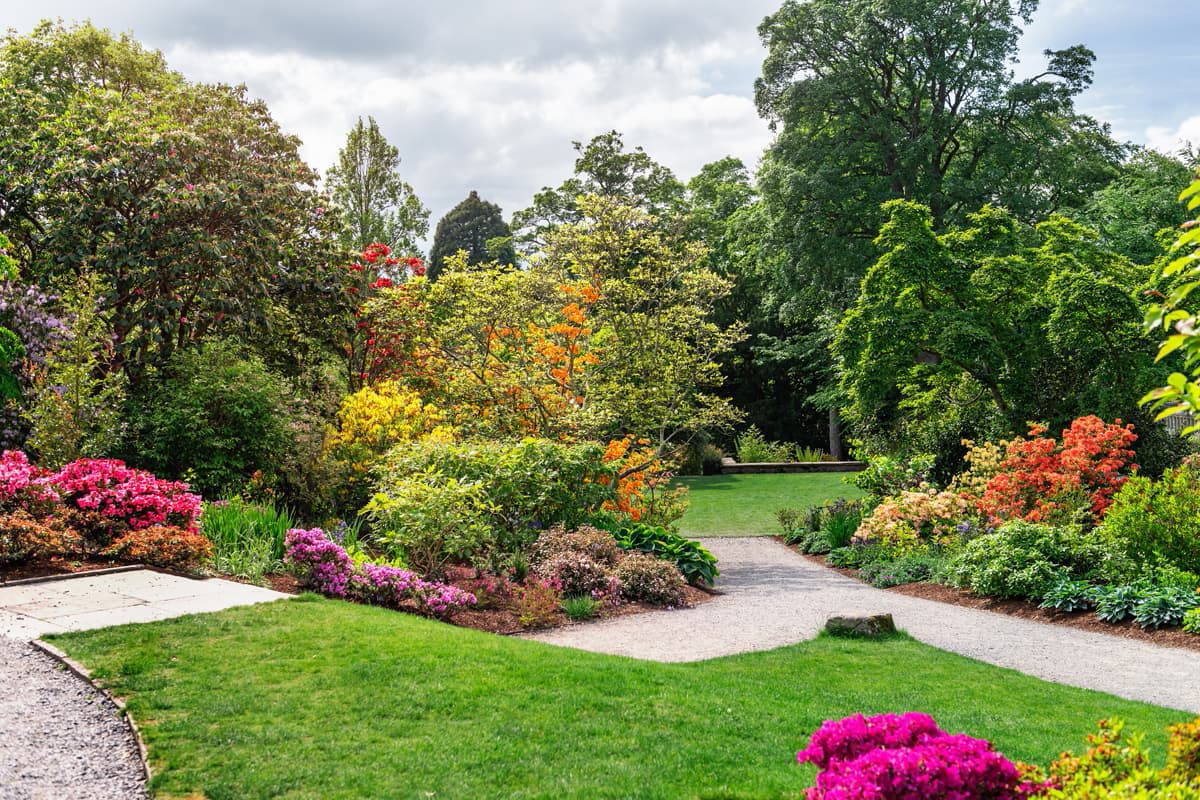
(825, 613), (896, 637)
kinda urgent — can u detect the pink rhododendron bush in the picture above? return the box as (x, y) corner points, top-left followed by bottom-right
(796, 712), (1200, 799)
(0, 449), (209, 571)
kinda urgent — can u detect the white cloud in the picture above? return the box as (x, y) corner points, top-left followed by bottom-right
(1146, 116), (1200, 156)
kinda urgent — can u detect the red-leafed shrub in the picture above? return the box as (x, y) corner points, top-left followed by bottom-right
(103, 525), (212, 571)
(979, 416), (1137, 526)
(0, 511), (81, 563)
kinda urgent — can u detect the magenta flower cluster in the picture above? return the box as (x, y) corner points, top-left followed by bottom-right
(0, 450), (49, 506)
(284, 528), (476, 618)
(798, 713), (1030, 800)
(46, 458), (202, 532)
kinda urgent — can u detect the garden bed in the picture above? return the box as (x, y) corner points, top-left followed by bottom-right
(1, 555), (134, 584)
(799, 552), (1200, 654)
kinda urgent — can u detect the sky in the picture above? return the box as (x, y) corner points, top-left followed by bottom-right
(2, 0), (1195, 245)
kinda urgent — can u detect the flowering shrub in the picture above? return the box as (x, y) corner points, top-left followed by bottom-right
(797, 712), (1031, 800)
(1037, 717), (1200, 797)
(103, 525), (212, 572)
(0, 512), (80, 563)
(979, 417), (1136, 526)
(0, 450), (58, 513)
(530, 523), (623, 568)
(599, 435), (687, 526)
(510, 578), (562, 628)
(285, 527), (354, 597)
(853, 487), (976, 555)
(285, 527), (475, 619)
(616, 552), (686, 606)
(46, 458), (202, 537)
(950, 439), (1005, 502)
(535, 552), (617, 599)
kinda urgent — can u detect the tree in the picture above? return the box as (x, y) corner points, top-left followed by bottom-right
(755, 0), (1123, 307)
(325, 116), (429, 257)
(836, 200), (1173, 475)
(511, 131), (684, 253)
(0, 21), (343, 381)
(427, 191), (516, 281)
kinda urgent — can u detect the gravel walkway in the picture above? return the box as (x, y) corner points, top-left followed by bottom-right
(0, 636), (148, 800)
(528, 537), (1200, 714)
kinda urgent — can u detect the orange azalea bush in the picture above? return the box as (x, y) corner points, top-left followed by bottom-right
(978, 416), (1137, 526)
(103, 525), (212, 572)
(599, 435), (688, 527)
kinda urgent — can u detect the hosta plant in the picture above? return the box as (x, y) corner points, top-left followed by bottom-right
(1039, 578), (1098, 613)
(1132, 587), (1200, 630)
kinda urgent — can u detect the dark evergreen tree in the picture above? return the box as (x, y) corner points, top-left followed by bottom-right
(427, 190), (517, 281)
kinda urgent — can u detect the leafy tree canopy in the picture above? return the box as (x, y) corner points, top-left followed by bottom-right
(427, 190), (516, 281)
(326, 116), (429, 258)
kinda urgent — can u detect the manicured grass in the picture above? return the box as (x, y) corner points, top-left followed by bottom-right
(676, 473), (864, 537)
(51, 597), (1186, 800)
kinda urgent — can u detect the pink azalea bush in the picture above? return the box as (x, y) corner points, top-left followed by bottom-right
(0, 450), (57, 511)
(798, 713), (1034, 800)
(285, 527), (476, 619)
(46, 458), (202, 532)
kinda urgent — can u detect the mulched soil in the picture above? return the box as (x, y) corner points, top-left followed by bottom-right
(0, 555), (129, 583)
(795, 549), (1200, 654)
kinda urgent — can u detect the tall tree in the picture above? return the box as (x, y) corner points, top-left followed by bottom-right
(427, 190), (516, 281)
(755, 0), (1123, 307)
(326, 116), (429, 257)
(511, 130), (684, 252)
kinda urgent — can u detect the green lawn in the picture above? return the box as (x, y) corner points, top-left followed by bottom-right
(676, 473), (864, 537)
(51, 597), (1186, 800)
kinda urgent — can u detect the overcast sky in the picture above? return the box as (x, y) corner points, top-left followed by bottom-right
(3, 0), (1196, 247)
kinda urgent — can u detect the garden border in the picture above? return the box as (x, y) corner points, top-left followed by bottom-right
(32, 638), (153, 785)
(1, 563), (146, 587)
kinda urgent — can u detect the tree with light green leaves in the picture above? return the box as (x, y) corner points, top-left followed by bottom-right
(326, 116), (429, 257)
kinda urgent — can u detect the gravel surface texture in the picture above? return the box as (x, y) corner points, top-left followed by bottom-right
(527, 537), (1200, 714)
(0, 636), (148, 800)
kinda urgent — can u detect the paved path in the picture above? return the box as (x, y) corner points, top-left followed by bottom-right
(528, 537), (1200, 714)
(0, 567), (289, 639)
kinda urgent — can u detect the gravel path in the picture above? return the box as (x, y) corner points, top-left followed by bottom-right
(0, 636), (148, 800)
(528, 537), (1200, 714)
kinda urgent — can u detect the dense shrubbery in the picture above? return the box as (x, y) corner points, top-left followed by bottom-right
(613, 522), (719, 587)
(1100, 460), (1200, 573)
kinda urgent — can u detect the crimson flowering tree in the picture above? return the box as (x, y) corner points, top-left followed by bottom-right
(979, 415), (1137, 525)
(339, 243), (427, 391)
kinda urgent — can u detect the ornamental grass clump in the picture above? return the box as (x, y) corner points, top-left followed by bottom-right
(797, 712), (1032, 800)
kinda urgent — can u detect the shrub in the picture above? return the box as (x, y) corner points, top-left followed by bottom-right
(599, 435), (688, 526)
(534, 552), (616, 599)
(613, 522), (719, 587)
(797, 713), (1029, 800)
(853, 487), (975, 555)
(1132, 587), (1200, 630)
(285, 527), (355, 597)
(852, 454), (935, 499)
(374, 438), (620, 562)
(511, 578), (561, 628)
(453, 573), (512, 611)
(129, 341), (305, 501)
(616, 553), (686, 606)
(1041, 717), (1200, 797)
(735, 426), (791, 462)
(530, 523), (623, 568)
(103, 525), (212, 572)
(1184, 608), (1200, 635)
(0, 511), (80, 562)
(323, 380), (455, 513)
(0, 450), (58, 514)
(858, 552), (943, 588)
(47, 458), (202, 547)
(979, 416), (1137, 526)
(1099, 461), (1200, 573)
(941, 521), (1126, 601)
(778, 507), (807, 542)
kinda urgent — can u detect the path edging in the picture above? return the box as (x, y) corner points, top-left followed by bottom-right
(32, 638), (153, 785)
(1, 564), (146, 587)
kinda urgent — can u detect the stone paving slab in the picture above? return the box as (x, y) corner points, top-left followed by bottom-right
(527, 537), (1200, 714)
(0, 568), (289, 640)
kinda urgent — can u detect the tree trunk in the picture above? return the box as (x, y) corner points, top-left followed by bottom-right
(828, 408), (844, 460)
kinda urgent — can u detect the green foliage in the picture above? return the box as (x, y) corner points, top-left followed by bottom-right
(1100, 462), (1200, 573)
(22, 270), (126, 468)
(614, 522), (719, 587)
(734, 425), (791, 462)
(511, 579), (561, 628)
(427, 190), (516, 280)
(837, 200), (1165, 468)
(1093, 584), (1152, 624)
(1183, 607), (1200, 635)
(1131, 587), (1200, 630)
(326, 115), (428, 256)
(0, 326), (23, 400)
(857, 552), (944, 588)
(200, 497), (297, 582)
(560, 594), (601, 621)
(1038, 578), (1099, 613)
(129, 340), (306, 501)
(370, 438), (620, 574)
(942, 522), (1129, 601)
(852, 455), (935, 499)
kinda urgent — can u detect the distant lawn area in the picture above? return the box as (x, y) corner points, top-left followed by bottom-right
(676, 472), (864, 537)
(51, 597), (1186, 800)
